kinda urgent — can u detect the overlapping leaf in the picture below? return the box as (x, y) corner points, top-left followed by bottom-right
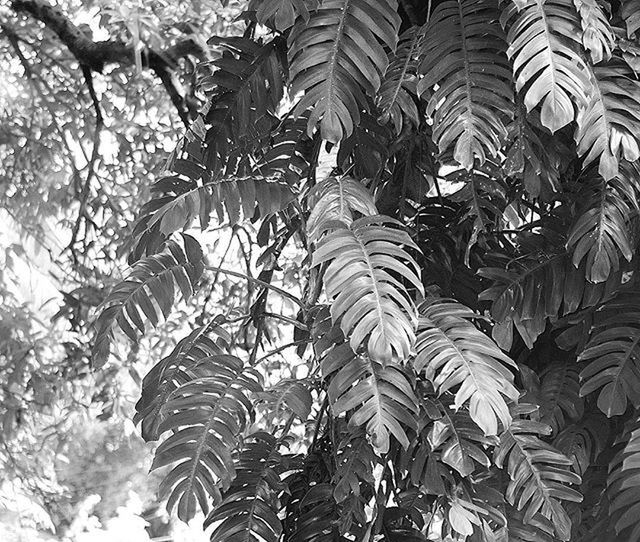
(501, 0), (590, 132)
(251, 0), (315, 31)
(288, 0), (401, 142)
(576, 60), (640, 180)
(134, 324), (231, 441)
(414, 298), (519, 436)
(567, 162), (640, 283)
(377, 26), (422, 134)
(579, 291), (640, 416)
(205, 432), (289, 542)
(607, 416), (640, 540)
(324, 342), (419, 453)
(312, 215), (423, 363)
(151, 355), (262, 522)
(92, 237), (204, 367)
(307, 175), (378, 241)
(419, 0), (513, 169)
(539, 362), (583, 435)
(494, 412), (583, 541)
(573, 0), (615, 64)
(622, 0), (640, 38)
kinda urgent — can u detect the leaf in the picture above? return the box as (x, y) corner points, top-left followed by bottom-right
(538, 362), (583, 435)
(415, 298), (519, 436)
(92, 237), (204, 368)
(554, 415), (608, 476)
(199, 37), (286, 173)
(494, 412), (583, 541)
(134, 324), (231, 441)
(151, 355), (263, 522)
(429, 404), (497, 477)
(573, 0), (615, 64)
(288, 0), (401, 142)
(256, 379), (313, 423)
(377, 26), (423, 134)
(607, 416), (640, 540)
(251, 0), (316, 31)
(567, 162), (640, 283)
(307, 176), (378, 241)
(419, 0), (514, 169)
(316, 311), (419, 453)
(501, 0), (590, 132)
(575, 60), (640, 180)
(205, 432), (289, 542)
(579, 291), (640, 416)
(312, 215), (423, 363)
(622, 0), (640, 38)
(134, 174), (297, 252)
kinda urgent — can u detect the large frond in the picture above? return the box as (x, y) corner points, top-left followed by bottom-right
(501, 0), (590, 132)
(134, 324), (231, 441)
(414, 298), (519, 436)
(312, 215), (423, 363)
(567, 162), (640, 283)
(579, 291), (640, 416)
(607, 416), (640, 540)
(494, 410), (583, 541)
(538, 362), (583, 435)
(323, 340), (418, 454)
(377, 26), (423, 134)
(288, 0), (401, 142)
(205, 432), (291, 542)
(92, 237), (204, 367)
(575, 60), (640, 180)
(419, 0), (513, 169)
(573, 0), (615, 64)
(307, 176), (377, 241)
(151, 355), (262, 522)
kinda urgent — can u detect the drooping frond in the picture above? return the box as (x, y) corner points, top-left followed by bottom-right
(205, 432), (291, 542)
(573, 0), (615, 64)
(503, 102), (562, 199)
(622, 0), (640, 38)
(427, 403), (496, 477)
(151, 355), (262, 521)
(567, 161), (640, 283)
(288, 0), (401, 142)
(332, 431), (377, 529)
(501, 0), (590, 132)
(575, 59), (640, 180)
(312, 215), (423, 363)
(414, 298), (519, 436)
(419, 0), (513, 169)
(579, 291), (640, 417)
(92, 237), (204, 367)
(607, 416), (640, 540)
(538, 362), (583, 435)
(199, 36), (286, 173)
(479, 237), (621, 348)
(256, 379), (313, 424)
(323, 339), (418, 453)
(134, 324), (231, 441)
(554, 415), (607, 476)
(494, 410), (583, 541)
(377, 26), (422, 134)
(135, 173), (296, 244)
(307, 176), (378, 241)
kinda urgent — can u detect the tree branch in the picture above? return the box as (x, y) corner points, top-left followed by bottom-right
(9, 0), (205, 126)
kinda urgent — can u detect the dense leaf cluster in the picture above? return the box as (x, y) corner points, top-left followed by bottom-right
(84, 0), (640, 540)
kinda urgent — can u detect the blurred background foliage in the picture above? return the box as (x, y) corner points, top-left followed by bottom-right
(0, 0), (271, 539)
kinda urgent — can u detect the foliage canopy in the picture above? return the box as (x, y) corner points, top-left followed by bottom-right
(5, 0), (640, 541)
